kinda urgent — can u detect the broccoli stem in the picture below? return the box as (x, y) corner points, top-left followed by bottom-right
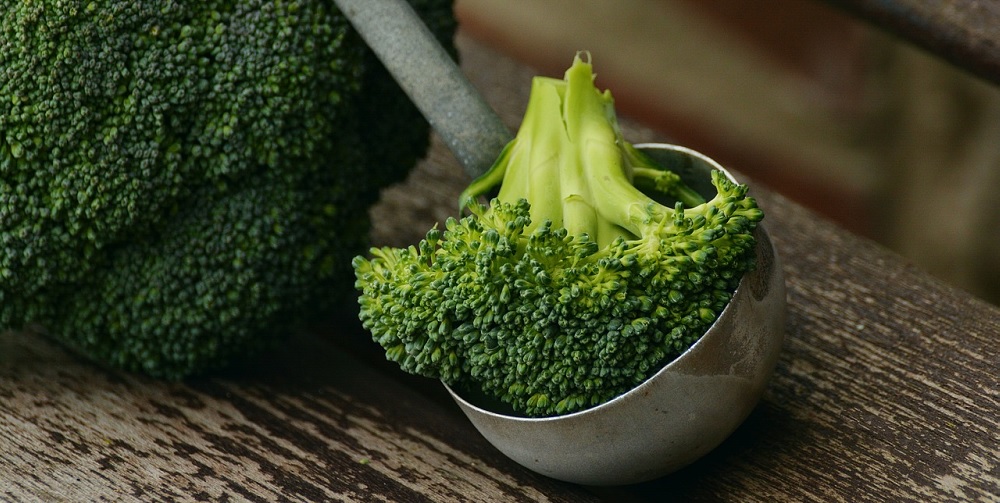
(626, 142), (707, 208)
(462, 53), (706, 249)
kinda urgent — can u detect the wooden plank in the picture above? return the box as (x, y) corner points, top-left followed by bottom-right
(7, 148), (995, 502)
(370, 35), (1000, 495)
(824, 0), (1000, 84)
(2, 30), (998, 503)
(610, 189), (1000, 501)
(0, 326), (598, 502)
(375, 135), (1000, 501)
(359, 74), (1000, 501)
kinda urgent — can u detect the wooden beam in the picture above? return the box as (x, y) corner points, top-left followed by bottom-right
(825, 0), (1000, 84)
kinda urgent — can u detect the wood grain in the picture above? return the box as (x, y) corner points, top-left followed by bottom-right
(2, 33), (998, 503)
(0, 326), (597, 502)
(616, 189), (1000, 502)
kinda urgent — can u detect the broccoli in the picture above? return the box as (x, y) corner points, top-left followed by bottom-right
(0, 0), (457, 378)
(353, 54), (763, 417)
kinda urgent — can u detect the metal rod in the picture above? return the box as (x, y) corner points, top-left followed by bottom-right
(334, 0), (514, 179)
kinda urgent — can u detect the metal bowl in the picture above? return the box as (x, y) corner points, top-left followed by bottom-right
(443, 143), (786, 486)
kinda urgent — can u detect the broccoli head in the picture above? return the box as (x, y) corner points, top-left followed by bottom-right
(353, 54), (763, 417)
(0, 0), (457, 378)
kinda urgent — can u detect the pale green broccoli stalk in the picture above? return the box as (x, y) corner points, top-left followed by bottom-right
(0, 0), (457, 378)
(353, 54), (763, 417)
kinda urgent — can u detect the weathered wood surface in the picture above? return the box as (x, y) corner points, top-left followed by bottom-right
(3, 36), (999, 502)
(0, 325), (597, 502)
(825, 0), (1000, 85)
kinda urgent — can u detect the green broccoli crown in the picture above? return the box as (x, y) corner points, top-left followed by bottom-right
(354, 54), (763, 417)
(1, 0), (457, 378)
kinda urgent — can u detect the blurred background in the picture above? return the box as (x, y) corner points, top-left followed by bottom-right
(449, 0), (1000, 305)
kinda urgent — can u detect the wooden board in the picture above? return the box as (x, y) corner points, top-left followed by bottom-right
(2, 33), (998, 503)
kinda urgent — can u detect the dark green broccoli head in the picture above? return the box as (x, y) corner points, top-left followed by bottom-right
(0, 0), (457, 378)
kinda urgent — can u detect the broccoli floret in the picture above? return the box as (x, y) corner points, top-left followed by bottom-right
(353, 54), (763, 417)
(0, 0), (457, 378)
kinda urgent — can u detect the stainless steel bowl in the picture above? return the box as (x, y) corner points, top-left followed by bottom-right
(443, 143), (786, 486)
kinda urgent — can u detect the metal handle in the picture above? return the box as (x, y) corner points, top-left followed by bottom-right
(334, 0), (513, 179)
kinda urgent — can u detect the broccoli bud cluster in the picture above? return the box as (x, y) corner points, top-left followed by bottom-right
(1, 0), (457, 378)
(354, 54), (763, 417)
